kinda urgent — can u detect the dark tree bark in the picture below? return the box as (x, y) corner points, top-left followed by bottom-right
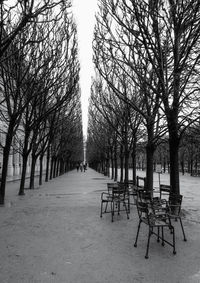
(39, 154), (44, 186)
(18, 154), (28, 196)
(131, 139), (137, 185)
(18, 131), (30, 195)
(0, 123), (14, 204)
(29, 153), (37, 190)
(45, 144), (50, 182)
(114, 141), (118, 181)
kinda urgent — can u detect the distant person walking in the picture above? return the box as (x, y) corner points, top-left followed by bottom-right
(83, 164), (86, 172)
(76, 163), (80, 172)
(80, 163), (83, 172)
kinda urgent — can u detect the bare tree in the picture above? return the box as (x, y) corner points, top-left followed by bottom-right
(0, 3), (80, 203)
(0, 0), (68, 59)
(90, 76), (142, 184)
(0, 27), (36, 204)
(93, 2), (167, 191)
(125, 0), (200, 194)
(94, 0), (200, 194)
(18, 8), (80, 194)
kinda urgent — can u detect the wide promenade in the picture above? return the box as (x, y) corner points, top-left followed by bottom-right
(0, 168), (200, 283)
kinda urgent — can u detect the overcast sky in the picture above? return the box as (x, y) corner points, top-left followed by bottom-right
(72, 0), (98, 137)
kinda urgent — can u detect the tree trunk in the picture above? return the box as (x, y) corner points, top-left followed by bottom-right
(190, 159), (193, 176)
(110, 147), (114, 179)
(145, 143), (154, 192)
(106, 157), (109, 177)
(18, 154), (28, 195)
(56, 158), (59, 177)
(0, 125), (14, 204)
(111, 156), (114, 179)
(195, 158), (198, 175)
(124, 151), (129, 185)
(145, 122), (155, 192)
(50, 157), (54, 180)
(131, 142), (137, 185)
(120, 144), (123, 182)
(18, 133), (30, 195)
(114, 141), (118, 181)
(59, 158), (63, 175)
(29, 155), (37, 190)
(169, 134), (180, 195)
(187, 160), (190, 174)
(45, 145), (50, 182)
(181, 160), (184, 175)
(168, 161), (170, 173)
(39, 155), (43, 186)
(53, 157), (57, 178)
(163, 159), (166, 173)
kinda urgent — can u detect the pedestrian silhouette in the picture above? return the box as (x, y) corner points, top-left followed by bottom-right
(80, 163), (83, 172)
(76, 163), (79, 172)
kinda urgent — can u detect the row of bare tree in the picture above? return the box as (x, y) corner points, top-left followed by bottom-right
(88, 0), (200, 195)
(0, 1), (83, 204)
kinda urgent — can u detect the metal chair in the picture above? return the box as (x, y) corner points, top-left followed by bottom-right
(100, 182), (130, 222)
(156, 188), (187, 241)
(100, 183), (117, 219)
(126, 180), (137, 206)
(118, 181), (131, 212)
(167, 194), (187, 241)
(134, 193), (176, 259)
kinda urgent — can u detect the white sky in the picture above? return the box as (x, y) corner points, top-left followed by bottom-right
(72, 0), (98, 138)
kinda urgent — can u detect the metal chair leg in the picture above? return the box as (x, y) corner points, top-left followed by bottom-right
(134, 220), (141, 247)
(145, 228), (152, 259)
(118, 201), (120, 215)
(100, 202), (103, 218)
(157, 227), (160, 242)
(171, 226), (176, 254)
(104, 201), (108, 213)
(161, 227), (165, 246)
(111, 201), (114, 222)
(124, 201), (129, 219)
(127, 196), (130, 213)
(179, 218), (187, 241)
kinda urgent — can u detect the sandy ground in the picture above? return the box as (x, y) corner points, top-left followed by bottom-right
(0, 168), (200, 283)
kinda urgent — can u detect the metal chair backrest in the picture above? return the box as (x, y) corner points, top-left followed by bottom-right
(107, 183), (118, 193)
(160, 184), (171, 199)
(136, 176), (146, 189)
(111, 182), (129, 200)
